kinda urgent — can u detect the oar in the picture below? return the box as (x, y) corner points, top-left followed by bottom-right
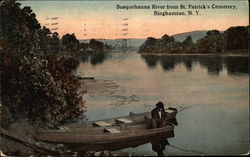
(167, 143), (206, 155)
(177, 106), (193, 113)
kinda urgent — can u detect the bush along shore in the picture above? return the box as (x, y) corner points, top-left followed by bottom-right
(139, 26), (248, 54)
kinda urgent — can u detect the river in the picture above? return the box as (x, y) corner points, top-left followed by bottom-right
(76, 51), (249, 156)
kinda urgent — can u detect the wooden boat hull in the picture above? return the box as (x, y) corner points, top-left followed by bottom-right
(36, 125), (174, 143)
(37, 125), (175, 152)
(36, 108), (178, 151)
(69, 127), (174, 152)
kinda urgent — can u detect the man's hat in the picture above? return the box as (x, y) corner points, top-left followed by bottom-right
(156, 101), (164, 109)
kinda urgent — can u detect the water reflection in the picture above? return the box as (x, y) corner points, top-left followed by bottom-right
(151, 139), (169, 156)
(198, 56), (223, 76)
(77, 52), (248, 76)
(183, 59), (192, 72)
(160, 56), (177, 72)
(77, 52), (110, 66)
(141, 54), (249, 76)
(224, 57), (249, 74)
(142, 55), (160, 68)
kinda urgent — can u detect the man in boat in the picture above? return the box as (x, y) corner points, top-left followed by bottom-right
(151, 101), (167, 128)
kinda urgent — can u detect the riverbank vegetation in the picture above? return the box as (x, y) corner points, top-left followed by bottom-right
(61, 34), (112, 54)
(0, 0), (87, 128)
(139, 26), (248, 54)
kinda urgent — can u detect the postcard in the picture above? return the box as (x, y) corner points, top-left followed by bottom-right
(0, 0), (249, 156)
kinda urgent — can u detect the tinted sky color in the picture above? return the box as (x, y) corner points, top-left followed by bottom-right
(20, 0), (249, 39)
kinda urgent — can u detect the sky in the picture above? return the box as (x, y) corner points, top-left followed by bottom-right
(20, 0), (249, 39)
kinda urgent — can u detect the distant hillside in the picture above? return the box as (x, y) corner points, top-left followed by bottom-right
(79, 30), (207, 49)
(98, 38), (146, 48)
(80, 38), (146, 50)
(173, 30), (207, 42)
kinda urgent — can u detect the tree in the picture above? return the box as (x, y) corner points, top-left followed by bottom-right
(139, 37), (158, 53)
(61, 33), (80, 52)
(37, 26), (52, 55)
(89, 39), (104, 51)
(224, 26), (248, 50)
(50, 32), (61, 54)
(195, 30), (225, 53)
(206, 30), (220, 37)
(159, 34), (176, 52)
(161, 34), (175, 46)
(182, 36), (193, 48)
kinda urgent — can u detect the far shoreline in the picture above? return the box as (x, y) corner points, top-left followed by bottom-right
(138, 52), (249, 57)
(68, 50), (249, 57)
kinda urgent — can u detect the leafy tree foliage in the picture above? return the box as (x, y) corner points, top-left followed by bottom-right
(224, 26), (248, 50)
(0, 0), (85, 127)
(139, 37), (158, 53)
(61, 33), (80, 52)
(206, 30), (220, 36)
(182, 36), (193, 48)
(195, 30), (225, 53)
(139, 35), (194, 53)
(50, 32), (61, 54)
(89, 39), (104, 51)
(157, 34), (176, 53)
(161, 34), (175, 46)
(139, 26), (248, 53)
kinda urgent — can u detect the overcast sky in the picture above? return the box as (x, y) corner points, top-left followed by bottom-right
(20, 0), (249, 39)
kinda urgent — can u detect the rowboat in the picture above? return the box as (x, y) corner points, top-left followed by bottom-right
(35, 108), (178, 152)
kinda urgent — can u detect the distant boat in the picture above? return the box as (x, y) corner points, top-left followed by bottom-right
(35, 108), (178, 152)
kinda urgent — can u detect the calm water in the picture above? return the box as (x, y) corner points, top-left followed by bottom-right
(76, 52), (249, 156)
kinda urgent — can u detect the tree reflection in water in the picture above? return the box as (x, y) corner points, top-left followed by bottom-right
(224, 57), (249, 75)
(183, 59), (192, 72)
(77, 53), (248, 75)
(140, 54), (160, 68)
(77, 52), (110, 66)
(198, 56), (223, 76)
(140, 54), (248, 76)
(160, 56), (177, 72)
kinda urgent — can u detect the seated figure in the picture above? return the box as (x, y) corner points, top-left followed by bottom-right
(151, 101), (167, 128)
